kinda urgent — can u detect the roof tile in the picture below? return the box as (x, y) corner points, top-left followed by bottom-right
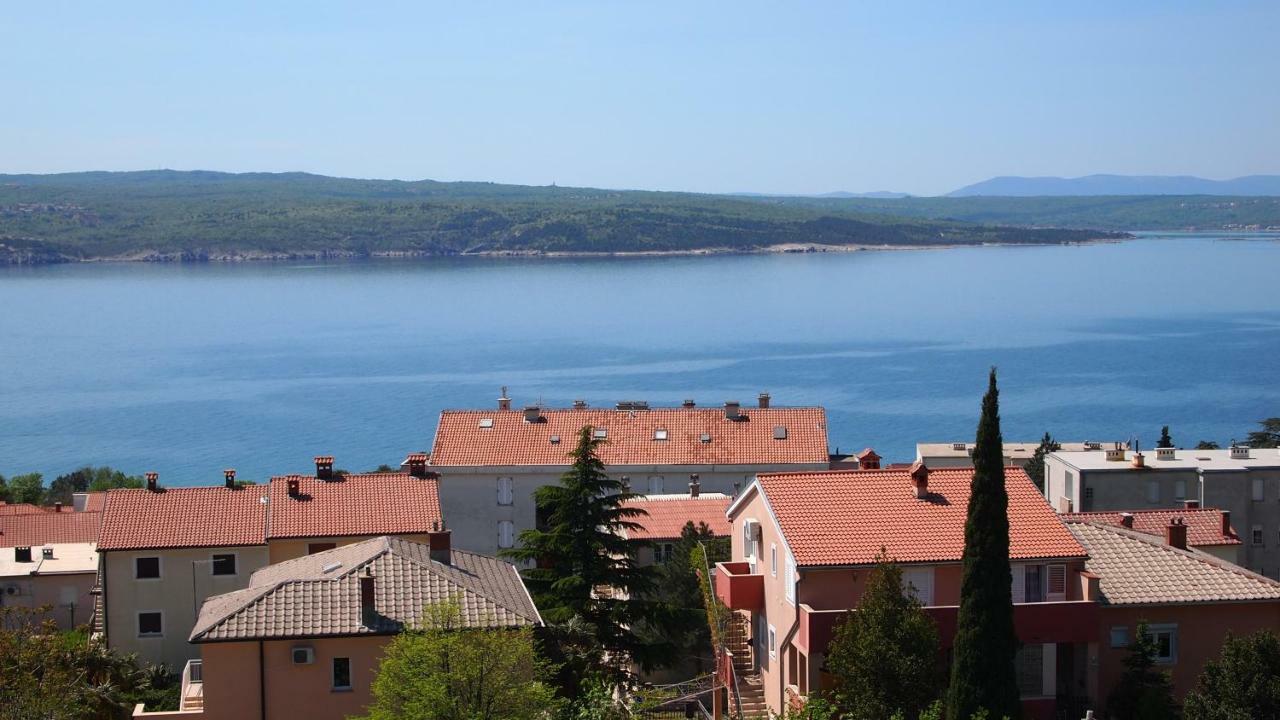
(1064, 508), (1239, 546)
(98, 486), (268, 551)
(0, 511), (101, 548)
(621, 494), (732, 541)
(267, 473), (442, 540)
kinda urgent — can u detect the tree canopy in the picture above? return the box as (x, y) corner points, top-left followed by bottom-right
(1183, 630), (1280, 720)
(1246, 418), (1280, 448)
(1106, 621), (1179, 720)
(1023, 431), (1060, 492)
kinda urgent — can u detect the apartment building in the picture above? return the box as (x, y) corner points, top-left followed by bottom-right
(99, 464), (443, 670)
(133, 534), (539, 720)
(425, 394), (829, 555)
(0, 506), (102, 629)
(1064, 504), (1241, 563)
(715, 463), (1097, 720)
(917, 440), (1124, 469)
(1045, 446), (1280, 576)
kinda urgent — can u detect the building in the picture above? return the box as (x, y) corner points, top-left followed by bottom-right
(1065, 517), (1280, 705)
(133, 534), (539, 719)
(99, 463), (443, 671)
(619, 483), (732, 566)
(917, 440), (1124, 469)
(425, 394), (829, 555)
(715, 463), (1097, 719)
(1064, 503), (1241, 563)
(1045, 446), (1280, 577)
(0, 507), (102, 629)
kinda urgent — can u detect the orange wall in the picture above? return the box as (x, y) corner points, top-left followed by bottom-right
(1097, 602), (1280, 704)
(200, 635), (390, 720)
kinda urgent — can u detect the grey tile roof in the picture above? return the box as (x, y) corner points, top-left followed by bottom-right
(1067, 520), (1280, 606)
(191, 536), (539, 642)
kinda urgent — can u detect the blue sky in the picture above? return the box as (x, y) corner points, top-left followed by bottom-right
(3, 1), (1277, 195)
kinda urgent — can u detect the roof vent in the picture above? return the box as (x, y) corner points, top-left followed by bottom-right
(682, 399), (696, 408)
(593, 428), (608, 439)
(1085, 441), (1102, 450)
(322, 562), (342, 573)
(1156, 447), (1176, 461)
(773, 425), (787, 440)
(42, 547), (54, 559)
(523, 406), (542, 424)
(1105, 445), (1126, 462)
(654, 428), (668, 441)
(550, 435), (561, 444)
(1131, 452), (1146, 469)
(479, 418), (494, 428)
(616, 400), (649, 411)
(573, 399), (587, 409)
(314, 456), (335, 480)
(145, 472), (159, 492)
(952, 442), (967, 451)
(14, 547), (32, 563)
(723, 401), (742, 421)
(700, 432), (712, 443)
(1230, 445), (1251, 460)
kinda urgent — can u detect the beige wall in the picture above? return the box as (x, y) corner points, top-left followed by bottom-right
(199, 635), (389, 720)
(267, 534), (431, 564)
(0, 572), (96, 630)
(104, 546), (270, 671)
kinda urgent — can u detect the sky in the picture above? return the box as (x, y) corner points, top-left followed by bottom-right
(2, 1), (1278, 196)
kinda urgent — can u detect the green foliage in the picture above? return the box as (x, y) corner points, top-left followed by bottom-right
(502, 426), (665, 687)
(784, 697), (838, 720)
(894, 703), (1005, 720)
(1246, 418), (1280, 448)
(946, 369), (1019, 720)
(1158, 426), (1174, 449)
(1024, 432), (1060, 492)
(1106, 621), (1179, 720)
(640, 522), (730, 673)
(46, 466), (142, 505)
(826, 553), (942, 720)
(560, 677), (628, 720)
(1183, 630), (1280, 720)
(7, 473), (45, 505)
(1196, 440), (1221, 450)
(355, 600), (559, 720)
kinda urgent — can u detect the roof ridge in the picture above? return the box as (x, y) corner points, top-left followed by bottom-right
(1076, 520), (1280, 588)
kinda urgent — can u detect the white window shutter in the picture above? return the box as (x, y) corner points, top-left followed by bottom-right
(1011, 564), (1026, 603)
(785, 557), (796, 604)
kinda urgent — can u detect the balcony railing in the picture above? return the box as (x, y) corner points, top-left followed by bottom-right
(927, 600), (1101, 646)
(713, 562), (764, 611)
(796, 604), (847, 654)
(180, 659), (204, 712)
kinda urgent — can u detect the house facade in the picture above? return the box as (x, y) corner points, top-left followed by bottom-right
(425, 395), (830, 555)
(0, 506), (102, 629)
(1046, 446), (1280, 577)
(716, 464), (1099, 719)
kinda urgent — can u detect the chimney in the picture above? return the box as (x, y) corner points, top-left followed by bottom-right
(1165, 517), (1188, 550)
(287, 476), (301, 498)
(1120, 512), (1135, 529)
(498, 386), (511, 411)
(732, 481), (741, 497)
(757, 392), (771, 409)
(224, 469), (236, 489)
(1222, 510), (1233, 538)
(1183, 499), (1200, 510)
(857, 448), (881, 471)
(689, 474), (701, 498)
(54, 502), (62, 513)
(620, 475), (631, 492)
(145, 472), (159, 492)
(909, 460), (929, 499)
(406, 453), (429, 478)
(1131, 452), (1145, 469)
(724, 401), (741, 420)
(428, 521), (452, 565)
(360, 570), (376, 626)
(1105, 444), (1126, 462)
(572, 399), (587, 409)
(682, 399), (695, 408)
(314, 456), (335, 480)
(523, 405), (542, 423)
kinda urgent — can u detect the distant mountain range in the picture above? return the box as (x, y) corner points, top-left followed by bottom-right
(949, 174), (1280, 197)
(732, 190), (911, 199)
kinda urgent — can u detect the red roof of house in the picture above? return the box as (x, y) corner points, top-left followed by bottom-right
(0, 503), (50, 516)
(749, 466), (1086, 567)
(0, 511), (102, 547)
(267, 473), (442, 540)
(429, 407), (829, 467)
(620, 494), (733, 541)
(1064, 508), (1240, 547)
(98, 486), (269, 551)
(80, 492), (107, 513)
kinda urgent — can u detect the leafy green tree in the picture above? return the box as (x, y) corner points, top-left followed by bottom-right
(6, 473), (45, 505)
(1183, 630), (1280, 720)
(1196, 440), (1221, 450)
(1106, 621), (1179, 720)
(356, 600), (559, 720)
(641, 522), (729, 673)
(502, 426), (663, 683)
(827, 553), (941, 719)
(44, 466), (142, 505)
(1023, 432), (1060, 492)
(564, 677), (629, 720)
(1158, 426), (1174, 449)
(1246, 418), (1280, 449)
(0, 473), (8, 503)
(946, 369), (1019, 720)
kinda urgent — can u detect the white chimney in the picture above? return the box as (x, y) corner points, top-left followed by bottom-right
(498, 386), (511, 411)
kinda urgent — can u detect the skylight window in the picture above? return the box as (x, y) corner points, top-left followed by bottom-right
(594, 428), (608, 439)
(550, 435), (561, 444)
(478, 418), (494, 429)
(654, 428), (668, 441)
(700, 433), (712, 443)
(773, 425), (788, 440)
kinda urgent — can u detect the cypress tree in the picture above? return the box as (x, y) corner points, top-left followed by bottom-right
(946, 369), (1020, 720)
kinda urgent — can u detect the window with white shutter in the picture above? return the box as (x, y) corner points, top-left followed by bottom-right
(647, 475), (664, 494)
(784, 556), (796, 604)
(1011, 564), (1026, 603)
(498, 520), (514, 549)
(497, 477), (514, 506)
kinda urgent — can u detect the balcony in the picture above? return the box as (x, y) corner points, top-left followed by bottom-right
(795, 604), (847, 654)
(714, 561), (764, 610)
(926, 600), (1100, 647)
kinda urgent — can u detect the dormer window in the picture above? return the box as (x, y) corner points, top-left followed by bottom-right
(654, 428), (668, 441)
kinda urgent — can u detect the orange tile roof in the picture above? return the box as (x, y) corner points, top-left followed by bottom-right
(621, 494), (733, 540)
(751, 466), (1086, 567)
(0, 503), (50, 516)
(98, 486), (268, 551)
(80, 492), (107, 513)
(0, 511), (102, 547)
(267, 473), (442, 540)
(1064, 508), (1240, 547)
(429, 407), (829, 467)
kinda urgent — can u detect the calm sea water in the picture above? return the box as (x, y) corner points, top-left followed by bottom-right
(1, 233), (1277, 485)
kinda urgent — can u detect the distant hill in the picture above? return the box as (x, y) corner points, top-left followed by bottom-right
(731, 190), (911, 199)
(949, 174), (1280, 197)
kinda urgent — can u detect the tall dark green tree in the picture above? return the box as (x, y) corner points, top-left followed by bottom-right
(946, 369), (1020, 720)
(1157, 426), (1174, 449)
(1023, 432), (1060, 492)
(639, 521), (729, 673)
(1183, 630), (1280, 720)
(1246, 418), (1280, 448)
(502, 426), (663, 685)
(1106, 621), (1179, 720)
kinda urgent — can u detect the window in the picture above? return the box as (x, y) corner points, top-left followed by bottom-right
(308, 542), (337, 555)
(593, 428), (608, 439)
(332, 657), (352, 691)
(497, 477), (514, 506)
(784, 556), (796, 604)
(134, 557), (161, 579)
(211, 553), (237, 576)
(1110, 626), (1129, 648)
(767, 625), (777, 659)
(1146, 479), (1160, 504)
(653, 428), (668, 441)
(902, 567), (935, 605)
(655, 543), (674, 564)
(137, 612), (163, 637)
(773, 425), (787, 440)
(1146, 624), (1178, 663)
(1174, 479), (1186, 502)
(770, 544), (777, 577)
(1024, 564), (1045, 603)
(1047, 564), (1067, 601)
(1015, 643), (1045, 697)
(1253, 478), (1265, 502)
(647, 475), (664, 494)
(1064, 472), (1075, 501)
(498, 521), (515, 549)
(478, 417), (493, 428)
(1253, 525), (1264, 546)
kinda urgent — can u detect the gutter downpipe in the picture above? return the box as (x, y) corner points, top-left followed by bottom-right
(259, 640), (267, 720)
(778, 573), (802, 714)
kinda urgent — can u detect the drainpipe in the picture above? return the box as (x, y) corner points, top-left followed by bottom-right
(778, 573), (802, 713)
(259, 640), (267, 720)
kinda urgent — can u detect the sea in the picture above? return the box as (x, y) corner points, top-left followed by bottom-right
(1, 232), (1277, 484)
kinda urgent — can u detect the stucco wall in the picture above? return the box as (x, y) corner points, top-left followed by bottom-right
(267, 534), (432, 564)
(0, 572), (96, 630)
(104, 545), (269, 671)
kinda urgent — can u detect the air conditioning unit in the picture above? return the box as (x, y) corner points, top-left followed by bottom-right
(743, 519), (762, 542)
(3, 584), (23, 597)
(291, 647), (315, 665)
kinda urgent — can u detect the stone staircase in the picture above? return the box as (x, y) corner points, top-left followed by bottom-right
(724, 615), (767, 718)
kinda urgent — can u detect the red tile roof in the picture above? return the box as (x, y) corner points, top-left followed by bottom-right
(80, 493), (107, 513)
(267, 473), (442, 540)
(98, 486), (268, 551)
(0, 511), (102, 547)
(429, 407), (829, 467)
(621, 494), (733, 541)
(749, 466), (1086, 567)
(0, 503), (50, 516)
(1064, 508), (1240, 547)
